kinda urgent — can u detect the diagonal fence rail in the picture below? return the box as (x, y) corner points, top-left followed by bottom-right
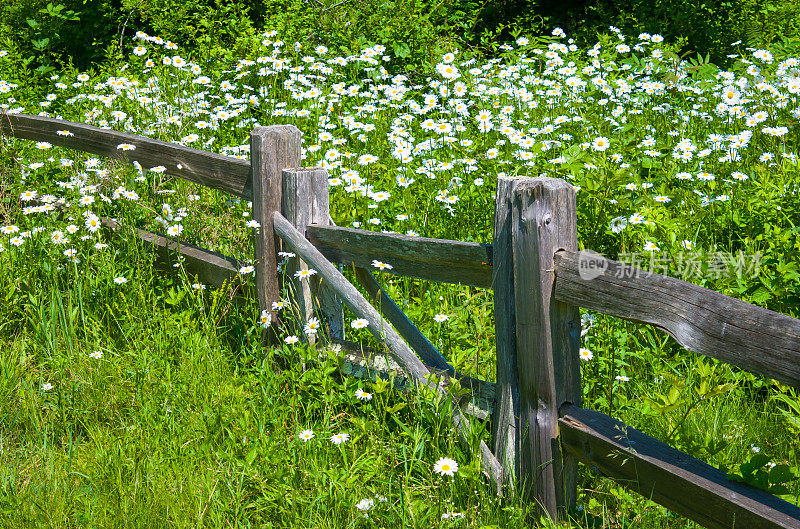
(492, 175), (800, 527)
(3, 111), (800, 528)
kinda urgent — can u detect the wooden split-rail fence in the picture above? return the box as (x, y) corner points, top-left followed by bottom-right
(3, 113), (800, 529)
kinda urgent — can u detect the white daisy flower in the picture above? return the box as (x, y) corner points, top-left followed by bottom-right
(433, 457), (458, 476)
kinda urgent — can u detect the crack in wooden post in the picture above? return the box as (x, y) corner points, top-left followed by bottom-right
(251, 125), (301, 340)
(492, 176), (581, 518)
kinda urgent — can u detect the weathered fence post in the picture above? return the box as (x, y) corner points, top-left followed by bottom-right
(282, 167), (344, 340)
(491, 176), (581, 517)
(251, 125), (301, 336)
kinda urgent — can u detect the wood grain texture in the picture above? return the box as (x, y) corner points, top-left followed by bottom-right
(251, 126), (301, 333)
(0, 111), (251, 198)
(282, 168), (344, 340)
(102, 219), (246, 295)
(305, 225), (493, 288)
(275, 211), (430, 381)
(553, 250), (800, 387)
(282, 168), (317, 324)
(354, 266), (454, 374)
(511, 177), (581, 517)
(491, 177), (523, 487)
(327, 339), (494, 421)
(559, 404), (800, 529)
(273, 212), (503, 489)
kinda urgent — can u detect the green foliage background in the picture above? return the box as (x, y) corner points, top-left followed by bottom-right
(5, 0), (800, 78)
(2, 0), (800, 525)
(485, 0), (800, 63)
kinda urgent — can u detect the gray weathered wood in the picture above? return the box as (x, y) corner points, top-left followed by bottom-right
(305, 225), (493, 288)
(325, 338), (494, 421)
(559, 404), (800, 529)
(553, 250), (800, 387)
(481, 439), (504, 495)
(498, 176), (581, 516)
(251, 126), (301, 333)
(273, 211), (503, 489)
(282, 167), (343, 340)
(102, 218), (246, 295)
(282, 169), (317, 324)
(491, 177), (523, 489)
(0, 111), (251, 198)
(274, 211), (430, 381)
(353, 266), (454, 374)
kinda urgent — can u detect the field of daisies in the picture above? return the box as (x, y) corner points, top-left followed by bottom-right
(0, 24), (799, 527)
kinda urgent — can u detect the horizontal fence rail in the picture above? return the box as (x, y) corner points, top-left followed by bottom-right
(273, 211), (504, 488)
(0, 111), (252, 199)
(559, 404), (800, 529)
(7, 116), (800, 527)
(102, 218), (246, 294)
(553, 250), (800, 387)
(306, 224), (493, 288)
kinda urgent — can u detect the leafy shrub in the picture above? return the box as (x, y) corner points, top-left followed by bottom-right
(0, 0), (120, 75)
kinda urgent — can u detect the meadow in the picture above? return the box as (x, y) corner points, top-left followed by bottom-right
(0, 26), (799, 527)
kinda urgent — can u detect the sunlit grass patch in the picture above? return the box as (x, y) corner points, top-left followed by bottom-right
(0, 23), (798, 527)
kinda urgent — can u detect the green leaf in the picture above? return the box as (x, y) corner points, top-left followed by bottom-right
(751, 287), (772, 303)
(667, 385), (681, 405)
(641, 157), (662, 169)
(386, 402), (406, 413)
(769, 464), (796, 485)
(779, 409), (800, 433)
(745, 469), (769, 490)
(393, 42), (411, 59)
(768, 484), (791, 495)
(740, 453), (771, 476)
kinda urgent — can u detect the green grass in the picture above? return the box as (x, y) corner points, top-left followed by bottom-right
(0, 167), (797, 529)
(0, 23), (799, 528)
(0, 247), (533, 527)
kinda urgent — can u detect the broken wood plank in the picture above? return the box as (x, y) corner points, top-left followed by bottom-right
(273, 211), (503, 489)
(103, 218), (493, 421)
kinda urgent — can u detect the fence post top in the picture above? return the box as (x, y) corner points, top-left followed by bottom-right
(498, 175), (575, 188)
(497, 177), (577, 200)
(250, 124), (302, 138)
